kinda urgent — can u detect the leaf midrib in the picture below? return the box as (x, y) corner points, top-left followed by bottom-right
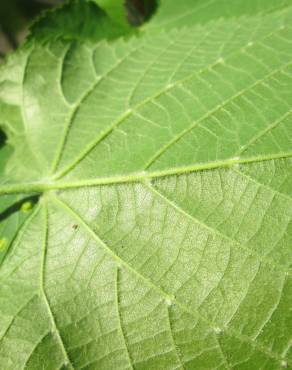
(1, 151), (292, 196)
(40, 204), (74, 369)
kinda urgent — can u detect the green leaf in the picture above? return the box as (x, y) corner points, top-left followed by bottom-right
(90, 0), (131, 29)
(28, 0), (132, 44)
(0, 2), (292, 369)
(0, 191), (37, 266)
(0, 125), (37, 267)
(143, 0), (292, 31)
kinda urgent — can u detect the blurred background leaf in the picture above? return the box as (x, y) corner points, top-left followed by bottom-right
(0, 0), (157, 60)
(0, 1), (63, 58)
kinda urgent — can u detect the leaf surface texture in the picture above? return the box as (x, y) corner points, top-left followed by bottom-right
(0, 2), (292, 369)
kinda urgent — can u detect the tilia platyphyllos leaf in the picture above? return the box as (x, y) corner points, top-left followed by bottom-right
(0, 1), (292, 369)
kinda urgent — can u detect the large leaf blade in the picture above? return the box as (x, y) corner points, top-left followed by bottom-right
(0, 1), (292, 369)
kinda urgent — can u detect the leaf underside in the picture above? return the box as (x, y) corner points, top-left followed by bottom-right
(0, 1), (292, 369)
